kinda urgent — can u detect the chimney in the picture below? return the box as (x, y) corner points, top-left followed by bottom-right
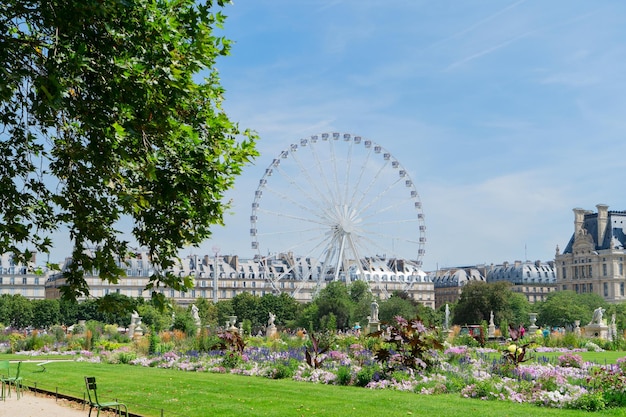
(597, 204), (609, 246)
(573, 208), (586, 235)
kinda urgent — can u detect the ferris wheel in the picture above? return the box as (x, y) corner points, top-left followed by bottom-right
(250, 132), (426, 297)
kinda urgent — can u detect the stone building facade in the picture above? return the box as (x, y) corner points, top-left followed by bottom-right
(45, 252), (435, 307)
(555, 204), (626, 303)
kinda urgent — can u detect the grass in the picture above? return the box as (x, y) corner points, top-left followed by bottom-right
(1, 359), (625, 417)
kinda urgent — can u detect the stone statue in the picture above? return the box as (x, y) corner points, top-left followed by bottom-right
(191, 304), (201, 332)
(131, 310), (142, 327)
(444, 304), (450, 330)
(591, 307), (605, 325)
(489, 310), (494, 326)
(191, 304), (200, 322)
(266, 312), (277, 337)
(371, 300), (379, 322)
(130, 310), (143, 338)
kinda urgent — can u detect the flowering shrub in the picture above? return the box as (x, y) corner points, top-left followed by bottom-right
(558, 353), (583, 368)
(21, 330), (626, 413)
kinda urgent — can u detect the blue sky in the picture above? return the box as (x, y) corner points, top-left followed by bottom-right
(37, 1), (623, 272)
(188, 0), (626, 272)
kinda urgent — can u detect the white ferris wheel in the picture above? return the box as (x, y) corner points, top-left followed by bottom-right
(250, 132), (426, 297)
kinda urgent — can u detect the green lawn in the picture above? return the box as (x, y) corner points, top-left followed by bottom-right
(2, 359), (625, 417)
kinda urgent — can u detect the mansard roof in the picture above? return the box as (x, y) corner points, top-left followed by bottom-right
(563, 208), (626, 254)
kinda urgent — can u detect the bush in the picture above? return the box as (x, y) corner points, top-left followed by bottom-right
(570, 392), (606, 411)
(355, 365), (377, 387)
(336, 365), (352, 386)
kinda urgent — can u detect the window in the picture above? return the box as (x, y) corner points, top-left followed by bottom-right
(621, 283), (625, 297)
(34, 277), (39, 285)
(561, 267), (567, 279)
(604, 282), (609, 297)
(603, 264), (607, 276)
(22, 277), (27, 285)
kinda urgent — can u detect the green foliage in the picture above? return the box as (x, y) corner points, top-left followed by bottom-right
(31, 299), (61, 329)
(370, 316), (443, 374)
(537, 291), (607, 328)
(305, 332), (330, 369)
(454, 281), (529, 326)
(268, 360), (299, 379)
(0, 0), (258, 303)
(172, 309), (196, 336)
(378, 292), (420, 323)
(336, 365), (352, 386)
(315, 281), (352, 330)
(569, 392), (606, 412)
(355, 365), (377, 387)
(231, 292), (261, 327)
(148, 328), (159, 355)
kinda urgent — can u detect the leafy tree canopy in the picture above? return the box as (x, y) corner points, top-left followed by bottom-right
(453, 281), (530, 326)
(0, 0), (258, 306)
(537, 290), (607, 328)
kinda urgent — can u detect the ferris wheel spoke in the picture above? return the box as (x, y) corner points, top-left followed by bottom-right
(269, 164), (335, 217)
(351, 154), (392, 212)
(308, 136), (343, 207)
(354, 175), (407, 219)
(343, 136), (355, 207)
(357, 230), (422, 255)
(286, 144), (336, 210)
(358, 199), (419, 223)
(257, 211), (330, 229)
(261, 178), (334, 222)
(328, 136), (345, 205)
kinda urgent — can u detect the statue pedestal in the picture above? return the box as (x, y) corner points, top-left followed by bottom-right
(266, 324), (277, 338)
(583, 323), (609, 339)
(488, 324), (496, 339)
(368, 321), (380, 334)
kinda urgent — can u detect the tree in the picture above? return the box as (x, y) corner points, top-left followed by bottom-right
(537, 291), (606, 328)
(0, 0), (258, 305)
(231, 292), (260, 327)
(314, 281), (352, 330)
(8, 295), (33, 329)
(453, 281), (527, 326)
(32, 299), (61, 329)
(379, 292), (419, 323)
(348, 280), (373, 326)
(259, 292), (299, 328)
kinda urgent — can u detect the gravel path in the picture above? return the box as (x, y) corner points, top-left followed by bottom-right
(0, 389), (110, 417)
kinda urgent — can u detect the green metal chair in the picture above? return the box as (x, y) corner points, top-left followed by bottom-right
(4, 361), (22, 399)
(0, 360), (9, 400)
(84, 376), (128, 417)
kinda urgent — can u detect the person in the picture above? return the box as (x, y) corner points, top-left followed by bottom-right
(519, 324), (525, 338)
